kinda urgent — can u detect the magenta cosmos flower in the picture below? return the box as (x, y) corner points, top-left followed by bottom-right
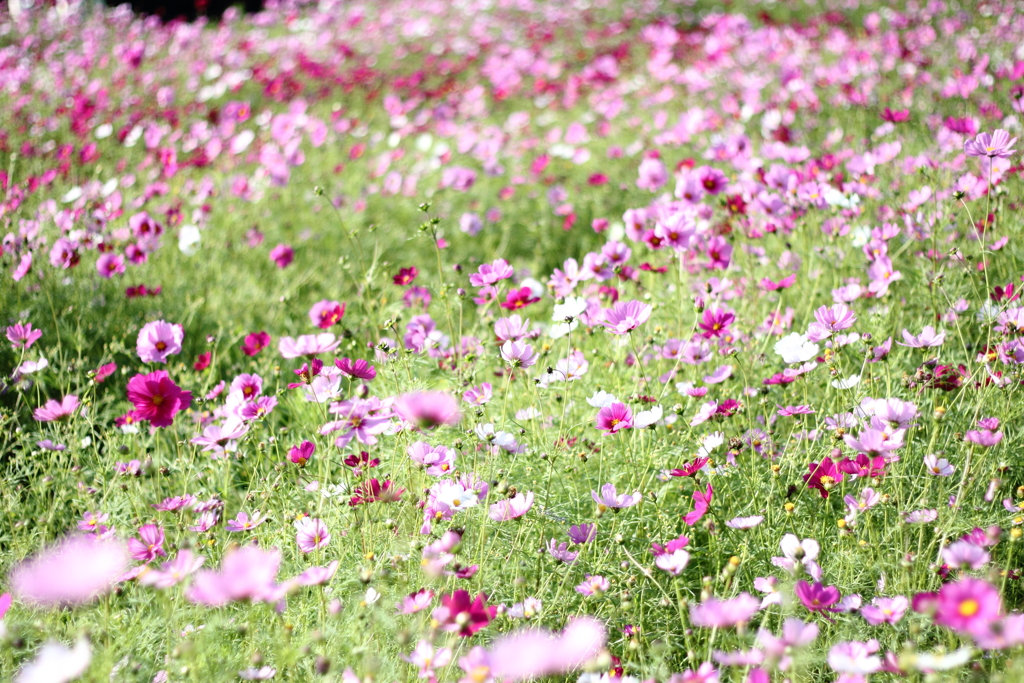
(596, 402), (633, 433)
(489, 492), (534, 521)
(128, 524), (167, 562)
(136, 320), (184, 364)
(394, 391), (461, 429)
(795, 580), (841, 614)
(964, 129), (1017, 158)
(308, 300), (346, 329)
(10, 535), (129, 606)
(126, 370), (193, 428)
(602, 300), (652, 334)
(33, 395), (80, 422)
(433, 590), (497, 637)
(269, 243), (294, 268)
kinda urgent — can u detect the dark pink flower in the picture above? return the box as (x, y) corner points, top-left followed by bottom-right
(288, 440), (315, 466)
(269, 243), (294, 268)
(596, 402), (633, 433)
(126, 371), (193, 428)
(795, 580), (841, 614)
(433, 590), (496, 637)
(241, 331), (271, 357)
(335, 357), (376, 380)
(128, 524), (166, 562)
(309, 300), (346, 329)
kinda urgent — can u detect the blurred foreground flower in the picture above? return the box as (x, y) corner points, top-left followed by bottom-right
(10, 536), (128, 607)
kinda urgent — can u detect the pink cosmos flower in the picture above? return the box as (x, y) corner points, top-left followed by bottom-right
(279, 333), (340, 359)
(397, 589), (435, 615)
(689, 593), (761, 628)
(128, 524), (166, 562)
(137, 550), (205, 589)
(469, 259), (514, 287)
(96, 252), (126, 278)
(602, 300), (652, 334)
(591, 483), (641, 510)
(547, 540), (579, 564)
(699, 307), (735, 338)
(269, 243), (294, 268)
(500, 340), (537, 368)
(861, 597), (909, 626)
(964, 429), (1003, 447)
(225, 511), (269, 533)
(898, 326), (945, 348)
(136, 320), (184, 364)
(296, 518), (331, 553)
(655, 549), (690, 575)
(964, 129), (1017, 158)
(487, 617), (606, 680)
(727, 516), (764, 529)
(942, 540), (990, 570)
(828, 640), (882, 675)
(575, 575), (609, 596)
(595, 402), (633, 433)
(408, 442), (456, 476)
(7, 322), (42, 349)
(10, 536), (129, 606)
(394, 391), (461, 429)
(924, 454), (954, 476)
(684, 484), (713, 526)
(403, 640), (452, 679)
(33, 395), (80, 422)
(568, 523), (597, 544)
(186, 545), (283, 606)
(309, 300), (346, 329)
(489, 492), (534, 521)
(126, 371), (192, 428)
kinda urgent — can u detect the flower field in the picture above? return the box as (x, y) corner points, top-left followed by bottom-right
(2, 0), (1024, 680)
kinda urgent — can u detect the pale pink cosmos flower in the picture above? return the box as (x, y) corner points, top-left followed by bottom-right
(591, 483), (641, 510)
(394, 391), (461, 429)
(279, 333), (340, 359)
(225, 511), (269, 532)
(827, 640), (882, 675)
(296, 518), (331, 553)
(403, 640), (452, 679)
(924, 454), (954, 476)
(942, 540), (990, 570)
(138, 550), (205, 589)
(689, 593), (761, 628)
(397, 589), (434, 615)
(602, 300), (652, 334)
(575, 575), (609, 596)
(489, 492), (534, 521)
(898, 325), (945, 348)
(33, 395), (79, 422)
(136, 320), (184, 364)
(186, 545), (282, 606)
(10, 536), (129, 606)
(655, 549), (690, 575)
(861, 596), (909, 625)
(964, 129), (1017, 158)
(727, 516), (764, 529)
(500, 340), (537, 368)
(469, 259), (514, 287)
(487, 617), (606, 680)
(16, 636), (92, 683)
